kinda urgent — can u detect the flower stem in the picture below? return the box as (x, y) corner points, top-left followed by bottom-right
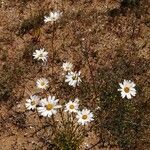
(51, 22), (55, 76)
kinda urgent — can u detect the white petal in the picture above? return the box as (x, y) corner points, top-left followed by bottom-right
(119, 83), (124, 88)
(121, 92), (126, 98)
(126, 93), (132, 99)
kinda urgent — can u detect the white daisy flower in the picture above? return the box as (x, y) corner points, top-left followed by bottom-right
(118, 80), (137, 99)
(76, 109), (94, 125)
(44, 11), (62, 23)
(65, 98), (79, 113)
(65, 71), (81, 87)
(62, 62), (73, 72)
(33, 48), (48, 62)
(36, 78), (49, 90)
(25, 95), (40, 110)
(37, 95), (62, 117)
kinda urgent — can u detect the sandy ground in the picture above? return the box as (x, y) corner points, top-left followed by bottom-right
(0, 0), (150, 149)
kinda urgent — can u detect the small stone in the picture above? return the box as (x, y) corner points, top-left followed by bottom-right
(17, 104), (21, 108)
(29, 126), (33, 129)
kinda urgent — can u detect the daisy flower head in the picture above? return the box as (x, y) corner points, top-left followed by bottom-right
(118, 80), (136, 99)
(62, 62), (73, 72)
(25, 95), (40, 110)
(76, 109), (94, 125)
(36, 78), (49, 90)
(65, 71), (82, 87)
(44, 11), (62, 23)
(33, 48), (48, 62)
(37, 95), (62, 117)
(65, 98), (79, 113)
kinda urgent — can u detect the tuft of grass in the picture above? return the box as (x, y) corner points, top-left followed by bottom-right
(94, 49), (150, 150)
(10, 112), (27, 129)
(54, 130), (83, 150)
(18, 13), (44, 36)
(22, 41), (40, 62)
(121, 0), (140, 7)
(0, 54), (38, 104)
(0, 63), (14, 101)
(108, 0), (141, 17)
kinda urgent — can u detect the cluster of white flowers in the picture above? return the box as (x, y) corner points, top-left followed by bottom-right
(69, 98), (94, 125)
(62, 62), (82, 87)
(25, 95), (61, 117)
(25, 95), (94, 125)
(118, 80), (137, 99)
(65, 98), (94, 125)
(25, 56), (94, 125)
(25, 9), (138, 132)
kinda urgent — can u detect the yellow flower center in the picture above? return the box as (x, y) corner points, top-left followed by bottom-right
(31, 101), (36, 106)
(39, 54), (43, 57)
(82, 115), (88, 120)
(69, 104), (75, 109)
(46, 103), (54, 110)
(72, 75), (77, 80)
(124, 87), (130, 93)
(66, 66), (70, 70)
(41, 82), (45, 86)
